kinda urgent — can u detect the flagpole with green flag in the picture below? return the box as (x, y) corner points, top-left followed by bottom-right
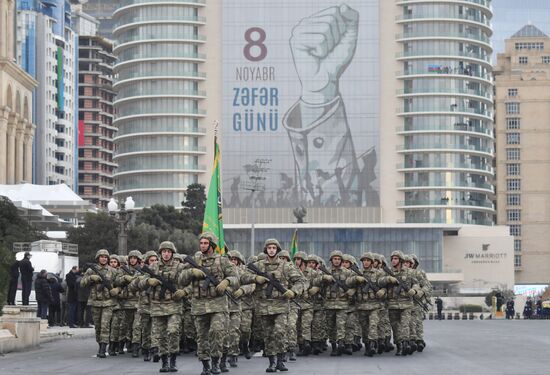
(202, 122), (225, 254)
(290, 228), (298, 259)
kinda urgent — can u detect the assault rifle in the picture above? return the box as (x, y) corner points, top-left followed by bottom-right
(246, 262), (301, 309)
(140, 264), (177, 299)
(86, 263), (113, 292)
(184, 256), (245, 306)
(318, 264), (349, 292)
(350, 264), (380, 294)
(382, 265), (429, 312)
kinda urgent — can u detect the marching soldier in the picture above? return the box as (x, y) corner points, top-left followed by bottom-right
(308, 255), (326, 355)
(342, 254), (362, 353)
(374, 254), (393, 353)
(246, 239), (305, 372)
(108, 254), (123, 356)
(293, 251), (318, 357)
(410, 254), (431, 352)
(80, 249), (118, 358)
(279, 250), (299, 361)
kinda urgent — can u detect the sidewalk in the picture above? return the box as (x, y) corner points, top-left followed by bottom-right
(40, 325), (95, 344)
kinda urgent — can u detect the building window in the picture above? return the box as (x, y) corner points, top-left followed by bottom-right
(509, 225), (521, 236)
(508, 88), (518, 97)
(543, 56), (550, 64)
(507, 179), (521, 191)
(507, 209), (521, 221)
(515, 42), (544, 50)
(506, 118), (521, 130)
(506, 133), (520, 145)
(506, 164), (520, 176)
(514, 255), (522, 267)
(507, 194), (521, 205)
(518, 56), (528, 64)
(514, 239), (521, 252)
(506, 103), (520, 114)
(506, 148), (520, 160)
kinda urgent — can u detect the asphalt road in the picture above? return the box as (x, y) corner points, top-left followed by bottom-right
(1, 320), (549, 375)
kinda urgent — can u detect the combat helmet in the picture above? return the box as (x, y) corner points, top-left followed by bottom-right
(278, 250), (291, 261)
(293, 251), (307, 260)
(128, 250), (142, 259)
(118, 255), (128, 265)
(95, 249), (109, 260)
(173, 253), (184, 262)
(329, 250), (344, 260)
(248, 255), (258, 264)
(410, 254), (420, 267)
(360, 252), (375, 261)
(263, 238), (282, 254)
(144, 250), (158, 263)
(228, 250), (245, 264)
(199, 232), (218, 250)
(403, 255), (413, 265)
(306, 254), (319, 264)
(159, 241), (177, 253)
(379, 255), (387, 266)
(342, 254), (356, 265)
(257, 253), (267, 261)
(390, 250), (405, 261)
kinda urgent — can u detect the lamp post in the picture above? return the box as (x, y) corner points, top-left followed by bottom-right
(108, 196), (135, 255)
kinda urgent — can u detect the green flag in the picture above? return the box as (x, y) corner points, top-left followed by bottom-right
(290, 228), (298, 259)
(202, 136), (225, 254)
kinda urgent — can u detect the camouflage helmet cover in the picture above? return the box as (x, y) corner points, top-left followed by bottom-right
(128, 250), (142, 259)
(248, 255), (258, 264)
(390, 250), (405, 261)
(306, 254), (319, 263)
(278, 250), (291, 260)
(329, 250), (344, 260)
(95, 249), (109, 260)
(293, 251), (307, 260)
(360, 252), (375, 261)
(144, 250), (158, 262)
(199, 232), (218, 249)
(411, 254), (420, 265)
(263, 238), (282, 253)
(159, 241), (177, 253)
(228, 250), (245, 264)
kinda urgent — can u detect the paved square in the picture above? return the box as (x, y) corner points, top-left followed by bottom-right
(1, 320), (549, 374)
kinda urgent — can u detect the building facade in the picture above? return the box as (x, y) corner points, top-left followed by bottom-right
(112, 0), (219, 208)
(77, 35), (116, 209)
(1, 0), (37, 185)
(16, 0), (79, 189)
(494, 24), (550, 284)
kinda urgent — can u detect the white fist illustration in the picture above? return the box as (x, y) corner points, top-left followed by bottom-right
(290, 4), (359, 104)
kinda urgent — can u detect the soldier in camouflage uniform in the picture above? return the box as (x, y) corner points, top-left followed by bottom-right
(179, 232), (239, 375)
(321, 250), (354, 356)
(140, 241), (198, 372)
(238, 255), (257, 360)
(80, 249), (118, 358)
(226, 250), (256, 368)
(107, 254), (123, 356)
(342, 254), (362, 354)
(250, 253), (266, 354)
(246, 239), (305, 372)
(406, 254), (431, 353)
(308, 255), (326, 355)
(374, 254), (393, 353)
(115, 249), (142, 357)
(379, 250), (421, 356)
(129, 250), (158, 361)
(278, 250), (298, 361)
(293, 251), (317, 357)
(347, 252), (386, 356)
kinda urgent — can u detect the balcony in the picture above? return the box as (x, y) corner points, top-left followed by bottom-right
(397, 162), (493, 174)
(396, 180), (495, 192)
(397, 143), (494, 155)
(396, 50), (491, 65)
(397, 87), (492, 100)
(395, 12), (492, 30)
(397, 105), (493, 120)
(398, 199), (495, 210)
(396, 31), (490, 45)
(396, 0), (493, 13)
(396, 68), (493, 82)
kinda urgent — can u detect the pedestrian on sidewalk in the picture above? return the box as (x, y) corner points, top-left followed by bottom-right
(20, 252), (34, 305)
(35, 270), (52, 320)
(7, 258), (20, 305)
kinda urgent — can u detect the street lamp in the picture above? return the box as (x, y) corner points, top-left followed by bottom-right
(108, 197), (136, 255)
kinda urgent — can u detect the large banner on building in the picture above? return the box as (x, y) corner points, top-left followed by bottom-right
(222, 0), (380, 209)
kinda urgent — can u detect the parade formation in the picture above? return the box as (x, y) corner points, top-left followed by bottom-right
(80, 233), (433, 374)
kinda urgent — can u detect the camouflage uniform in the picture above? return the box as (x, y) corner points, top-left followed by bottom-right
(308, 255), (326, 354)
(321, 250), (353, 355)
(374, 254), (393, 352)
(80, 249), (117, 358)
(108, 255), (123, 355)
(140, 241), (191, 372)
(246, 239), (306, 372)
(409, 254), (431, 352)
(238, 256), (256, 359)
(293, 251), (318, 357)
(379, 250), (421, 356)
(115, 250), (142, 357)
(347, 252), (386, 356)
(342, 254), (361, 353)
(180, 232), (239, 374)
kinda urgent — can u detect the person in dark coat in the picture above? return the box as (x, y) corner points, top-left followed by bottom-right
(76, 271), (92, 328)
(435, 297), (443, 320)
(48, 276), (64, 326)
(66, 266), (80, 328)
(35, 270), (52, 320)
(523, 298), (533, 319)
(19, 252), (34, 305)
(7, 259), (20, 305)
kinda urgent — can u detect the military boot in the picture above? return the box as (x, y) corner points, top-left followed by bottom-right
(402, 340), (411, 356)
(377, 338), (385, 354)
(152, 347), (160, 362)
(330, 342), (339, 356)
(118, 339), (126, 355)
(97, 343), (107, 358)
(288, 348), (297, 361)
(395, 342), (403, 356)
(160, 354), (170, 372)
(312, 341), (322, 355)
(303, 340), (312, 356)
(143, 348), (151, 361)
(276, 353), (288, 371)
(168, 353), (178, 372)
(343, 343), (353, 355)
(181, 337), (191, 354)
(366, 340), (377, 357)
(417, 340), (426, 352)
(211, 357), (221, 375)
(352, 336), (362, 352)
(108, 342), (117, 356)
(201, 360), (211, 375)
(132, 343), (140, 357)
(228, 354), (238, 367)
(241, 339), (252, 359)
(409, 340), (417, 354)
(266, 356), (277, 373)
(219, 354), (229, 373)
(385, 337), (395, 352)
